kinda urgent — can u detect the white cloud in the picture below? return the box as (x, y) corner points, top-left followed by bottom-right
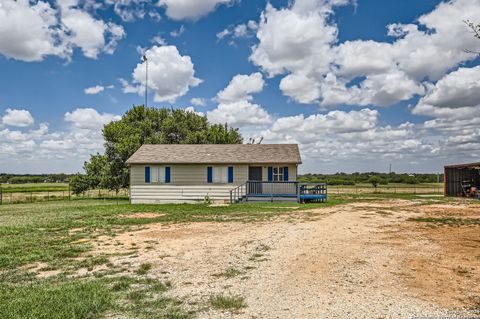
(170, 25), (186, 37)
(250, 1), (339, 78)
(122, 45), (202, 103)
(324, 70), (425, 107)
(104, 0), (146, 22)
(217, 20), (258, 42)
(0, 0), (65, 61)
(1, 108), (34, 127)
(207, 101), (272, 127)
(190, 97), (206, 106)
(84, 85), (105, 95)
(0, 107), (122, 173)
(64, 108), (120, 130)
(59, 2), (125, 59)
(0, 0), (125, 62)
(250, 0), (480, 108)
(216, 72), (264, 104)
(158, 0), (232, 20)
(412, 66), (480, 158)
(415, 66), (480, 111)
(151, 35), (167, 46)
(207, 72), (270, 128)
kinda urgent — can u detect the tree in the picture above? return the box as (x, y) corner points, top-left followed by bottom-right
(368, 176), (380, 189)
(465, 20), (480, 54)
(83, 106), (243, 192)
(84, 154), (109, 189)
(70, 174), (91, 195)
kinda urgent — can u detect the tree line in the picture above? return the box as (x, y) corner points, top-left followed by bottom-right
(0, 174), (70, 184)
(299, 172), (443, 186)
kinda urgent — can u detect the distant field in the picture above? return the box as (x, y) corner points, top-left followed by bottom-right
(328, 182), (443, 188)
(0, 183), (69, 193)
(325, 183), (444, 195)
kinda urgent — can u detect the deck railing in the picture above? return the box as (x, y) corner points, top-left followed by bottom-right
(247, 181), (298, 196)
(229, 181), (328, 203)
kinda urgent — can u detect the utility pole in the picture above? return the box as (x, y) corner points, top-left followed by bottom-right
(142, 54), (148, 145)
(142, 54), (148, 108)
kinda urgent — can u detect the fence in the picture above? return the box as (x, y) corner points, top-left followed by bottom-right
(0, 187), (129, 205)
(327, 185), (443, 195)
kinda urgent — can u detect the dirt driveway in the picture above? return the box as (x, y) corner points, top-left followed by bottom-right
(96, 199), (480, 318)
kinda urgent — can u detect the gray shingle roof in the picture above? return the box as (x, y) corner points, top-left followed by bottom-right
(126, 144), (302, 164)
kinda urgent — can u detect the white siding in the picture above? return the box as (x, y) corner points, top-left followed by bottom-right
(129, 163), (299, 204)
(131, 164), (248, 185)
(130, 185), (235, 204)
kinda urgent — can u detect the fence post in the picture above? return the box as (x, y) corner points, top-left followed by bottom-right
(47, 191), (49, 201)
(68, 183), (71, 201)
(0, 184), (2, 205)
(30, 192), (33, 203)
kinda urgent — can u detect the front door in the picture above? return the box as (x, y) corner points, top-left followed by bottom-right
(248, 167), (263, 194)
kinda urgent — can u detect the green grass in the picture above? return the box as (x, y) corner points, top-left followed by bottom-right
(209, 294), (247, 311)
(137, 263), (152, 275)
(0, 183), (69, 193)
(0, 277), (113, 319)
(213, 268), (242, 278)
(0, 271), (190, 319)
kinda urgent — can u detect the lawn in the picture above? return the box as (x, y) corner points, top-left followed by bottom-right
(0, 197), (349, 318)
(0, 183), (69, 193)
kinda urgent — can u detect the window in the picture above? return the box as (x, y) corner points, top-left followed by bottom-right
(150, 166), (165, 183)
(213, 166), (228, 183)
(273, 166), (284, 182)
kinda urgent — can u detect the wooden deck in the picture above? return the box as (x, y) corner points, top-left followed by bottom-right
(230, 181), (327, 203)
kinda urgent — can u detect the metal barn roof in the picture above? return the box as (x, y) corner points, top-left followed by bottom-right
(126, 144), (302, 164)
(444, 162), (480, 169)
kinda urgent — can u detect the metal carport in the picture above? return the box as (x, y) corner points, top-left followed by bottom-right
(444, 162), (480, 197)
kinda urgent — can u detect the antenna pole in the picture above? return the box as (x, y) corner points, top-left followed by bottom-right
(145, 58), (148, 108)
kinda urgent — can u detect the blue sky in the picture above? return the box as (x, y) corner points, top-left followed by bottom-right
(0, 0), (479, 174)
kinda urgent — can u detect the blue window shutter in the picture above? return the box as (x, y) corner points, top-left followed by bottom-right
(268, 167), (273, 182)
(284, 167), (289, 181)
(207, 166), (213, 183)
(228, 167), (234, 183)
(145, 166), (150, 183)
(165, 167), (171, 183)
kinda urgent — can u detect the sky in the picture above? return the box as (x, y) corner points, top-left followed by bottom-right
(0, 0), (479, 174)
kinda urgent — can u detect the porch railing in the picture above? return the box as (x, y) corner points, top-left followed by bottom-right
(229, 181), (328, 203)
(229, 181), (298, 203)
